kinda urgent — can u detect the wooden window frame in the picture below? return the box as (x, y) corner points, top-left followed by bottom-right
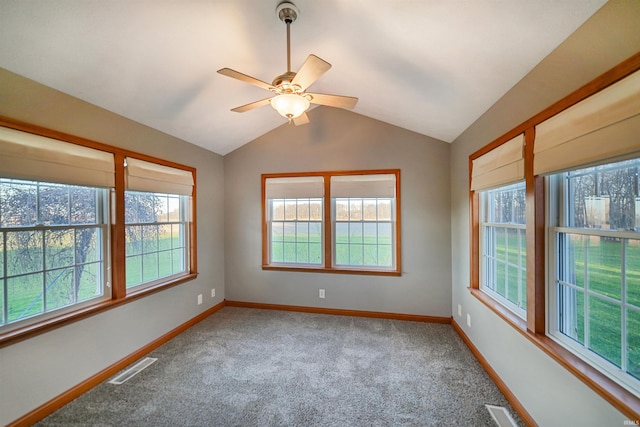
(0, 117), (198, 348)
(262, 169), (401, 276)
(468, 52), (640, 419)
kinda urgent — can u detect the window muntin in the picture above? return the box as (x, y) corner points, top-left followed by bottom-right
(268, 197), (323, 265)
(0, 179), (109, 328)
(549, 158), (640, 394)
(125, 191), (189, 288)
(479, 181), (527, 318)
(334, 197), (394, 268)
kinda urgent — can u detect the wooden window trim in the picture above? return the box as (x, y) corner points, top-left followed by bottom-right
(262, 169), (401, 276)
(0, 116), (198, 348)
(468, 52), (640, 419)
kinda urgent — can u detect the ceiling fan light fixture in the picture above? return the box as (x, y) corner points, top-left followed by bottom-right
(271, 93), (310, 119)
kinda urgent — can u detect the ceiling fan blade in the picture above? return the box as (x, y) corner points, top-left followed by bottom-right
(307, 93), (358, 109)
(291, 55), (331, 91)
(217, 68), (274, 91)
(293, 112), (309, 126)
(230, 97), (273, 113)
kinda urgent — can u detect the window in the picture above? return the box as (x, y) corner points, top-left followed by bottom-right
(263, 170), (400, 275)
(471, 133), (526, 317)
(0, 123), (197, 344)
(468, 62), (640, 417)
(0, 179), (109, 329)
(265, 176), (324, 267)
(479, 181), (526, 317)
(125, 191), (189, 288)
(548, 158), (640, 395)
(124, 157), (194, 289)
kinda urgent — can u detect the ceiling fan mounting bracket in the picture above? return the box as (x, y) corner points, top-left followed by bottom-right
(276, 2), (298, 24)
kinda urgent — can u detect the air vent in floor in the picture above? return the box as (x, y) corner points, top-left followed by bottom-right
(485, 404), (517, 427)
(109, 357), (157, 385)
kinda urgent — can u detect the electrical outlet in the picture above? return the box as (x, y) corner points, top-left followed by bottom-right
(197, 294), (203, 305)
(211, 288), (215, 298)
(319, 289), (325, 299)
(467, 313), (471, 328)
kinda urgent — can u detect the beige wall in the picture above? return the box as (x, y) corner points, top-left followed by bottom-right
(450, 1), (640, 425)
(0, 68), (226, 425)
(224, 106), (452, 316)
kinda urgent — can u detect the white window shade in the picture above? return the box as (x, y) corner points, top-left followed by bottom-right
(0, 126), (115, 187)
(265, 176), (324, 199)
(125, 157), (194, 196)
(471, 134), (524, 191)
(534, 69), (640, 175)
(331, 174), (396, 198)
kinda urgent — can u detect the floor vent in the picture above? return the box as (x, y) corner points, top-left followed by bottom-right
(109, 357), (157, 385)
(485, 404), (517, 427)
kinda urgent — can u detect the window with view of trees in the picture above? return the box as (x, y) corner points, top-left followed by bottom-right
(125, 191), (189, 288)
(479, 181), (527, 317)
(549, 158), (640, 393)
(0, 123), (196, 343)
(263, 170), (400, 275)
(469, 61), (640, 416)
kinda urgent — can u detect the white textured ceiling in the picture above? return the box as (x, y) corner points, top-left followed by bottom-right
(0, 0), (606, 155)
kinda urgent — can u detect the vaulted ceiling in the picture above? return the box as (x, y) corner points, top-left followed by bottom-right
(0, 1), (606, 155)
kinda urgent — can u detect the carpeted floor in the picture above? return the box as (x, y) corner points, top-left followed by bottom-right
(38, 307), (524, 426)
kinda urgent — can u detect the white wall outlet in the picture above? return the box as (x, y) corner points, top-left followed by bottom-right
(458, 304), (462, 317)
(211, 288), (216, 298)
(319, 289), (325, 299)
(197, 294), (203, 305)
(467, 313), (471, 328)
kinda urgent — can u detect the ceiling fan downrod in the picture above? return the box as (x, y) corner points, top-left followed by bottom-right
(276, 2), (299, 75)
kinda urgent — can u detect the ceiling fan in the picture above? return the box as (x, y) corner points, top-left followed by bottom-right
(217, 1), (358, 125)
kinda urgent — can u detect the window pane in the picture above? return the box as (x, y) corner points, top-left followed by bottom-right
(46, 268), (74, 311)
(283, 223), (295, 242)
(309, 222), (322, 243)
(627, 239), (640, 308)
(363, 199), (377, 220)
(335, 222), (348, 244)
(40, 184), (70, 225)
(7, 273), (43, 323)
(272, 200), (284, 221)
(559, 234), (586, 289)
(285, 200), (296, 220)
(142, 253), (159, 282)
(309, 243), (322, 264)
(1, 180), (37, 227)
(283, 243), (296, 263)
(335, 199), (348, 221)
(349, 199), (362, 221)
(349, 223), (363, 244)
(271, 242), (284, 263)
(77, 228), (100, 263)
(588, 296), (621, 367)
(557, 282), (585, 344)
(349, 244), (363, 265)
(297, 200), (309, 221)
(158, 224), (172, 250)
(587, 236), (621, 300)
(77, 262), (102, 302)
(309, 199), (322, 221)
(7, 231), (42, 276)
(126, 255), (142, 287)
(627, 308), (640, 380)
(45, 229), (74, 269)
(272, 222), (284, 242)
(377, 199), (391, 221)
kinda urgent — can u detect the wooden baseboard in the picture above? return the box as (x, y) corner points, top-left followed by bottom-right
(8, 301), (225, 427)
(225, 300), (452, 324)
(451, 319), (537, 427)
